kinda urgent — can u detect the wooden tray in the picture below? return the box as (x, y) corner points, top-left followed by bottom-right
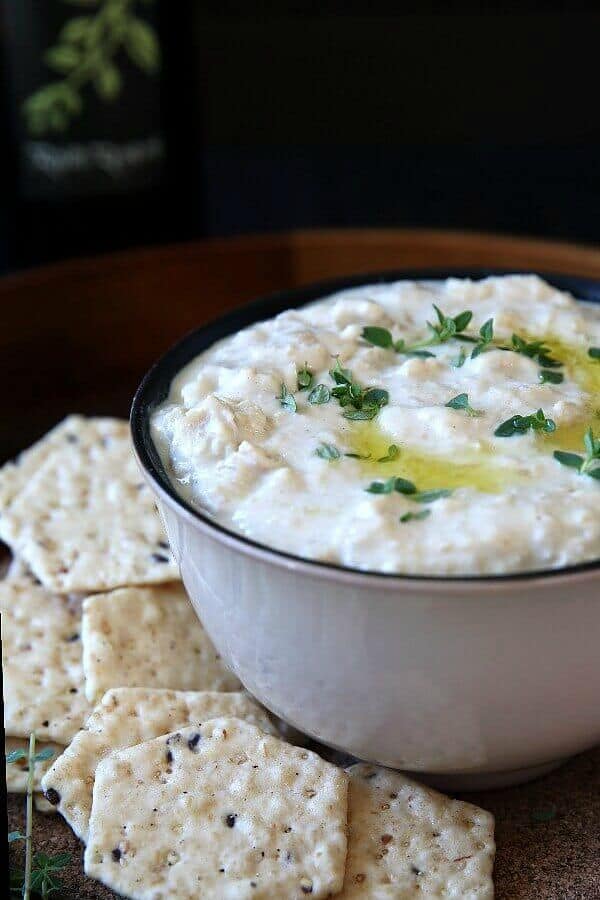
(6, 228), (600, 898)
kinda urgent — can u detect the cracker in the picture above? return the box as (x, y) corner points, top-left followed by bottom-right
(42, 688), (276, 842)
(82, 583), (241, 703)
(5, 737), (64, 793)
(0, 416), (79, 508)
(84, 718), (348, 899)
(0, 416), (179, 593)
(1, 577), (91, 743)
(340, 763), (495, 899)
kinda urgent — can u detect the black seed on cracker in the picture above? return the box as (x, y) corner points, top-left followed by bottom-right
(66, 632), (80, 642)
(225, 814), (237, 828)
(412, 865), (423, 875)
(66, 433), (78, 443)
(151, 553), (170, 563)
(300, 877), (313, 894)
(158, 541), (169, 549)
(112, 848), (121, 862)
(44, 788), (61, 806)
(42, 720), (49, 727)
(166, 749), (173, 764)
(250, 882), (257, 888)
(187, 733), (201, 751)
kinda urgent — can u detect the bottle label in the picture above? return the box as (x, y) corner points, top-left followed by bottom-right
(4, 0), (165, 199)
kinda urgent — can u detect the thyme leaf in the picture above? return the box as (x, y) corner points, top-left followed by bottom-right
(588, 347), (600, 361)
(377, 444), (400, 463)
(470, 318), (495, 358)
(315, 443), (341, 461)
(494, 408), (556, 437)
(276, 383), (297, 413)
(296, 364), (313, 391)
(400, 509), (431, 523)
(554, 428), (600, 479)
(308, 384), (330, 405)
(445, 393), (483, 417)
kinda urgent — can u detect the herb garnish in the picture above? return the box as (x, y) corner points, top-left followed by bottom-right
(494, 408), (556, 437)
(344, 451), (372, 460)
(296, 364), (313, 391)
(445, 393), (483, 417)
(328, 358), (388, 420)
(377, 444), (400, 462)
(451, 347), (466, 368)
(7, 734), (70, 899)
(554, 428), (600, 479)
(276, 383), (297, 413)
(400, 509), (431, 523)
(511, 334), (562, 369)
(361, 304), (473, 357)
(470, 318), (494, 358)
(315, 443), (341, 461)
(308, 384), (330, 405)
(539, 369), (564, 384)
(589, 347), (600, 361)
(365, 476), (452, 504)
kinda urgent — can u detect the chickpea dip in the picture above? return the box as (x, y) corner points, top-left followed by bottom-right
(151, 276), (600, 575)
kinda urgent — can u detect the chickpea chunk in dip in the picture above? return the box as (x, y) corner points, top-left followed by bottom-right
(151, 276), (600, 576)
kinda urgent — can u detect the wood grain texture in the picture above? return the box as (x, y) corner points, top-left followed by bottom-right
(3, 227), (600, 461)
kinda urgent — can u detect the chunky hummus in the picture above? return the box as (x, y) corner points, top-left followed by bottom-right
(151, 276), (600, 576)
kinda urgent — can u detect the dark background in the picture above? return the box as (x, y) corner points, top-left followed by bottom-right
(2, 4), (600, 270)
(198, 6), (600, 243)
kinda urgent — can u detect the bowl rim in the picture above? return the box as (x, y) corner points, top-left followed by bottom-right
(131, 266), (600, 588)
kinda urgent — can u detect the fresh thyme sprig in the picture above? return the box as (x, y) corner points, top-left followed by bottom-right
(445, 393), (483, 417)
(589, 347), (600, 361)
(328, 358), (389, 420)
(365, 476), (452, 504)
(554, 428), (600, 479)
(361, 304), (473, 358)
(510, 334), (562, 369)
(494, 408), (556, 437)
(362, 307), (568, 386)
(7, 735), (70, 899)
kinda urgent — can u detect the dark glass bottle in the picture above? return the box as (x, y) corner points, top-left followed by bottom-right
(0, 0), (200, 269)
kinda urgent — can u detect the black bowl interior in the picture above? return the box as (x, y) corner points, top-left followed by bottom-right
(131, 267), (600, 583)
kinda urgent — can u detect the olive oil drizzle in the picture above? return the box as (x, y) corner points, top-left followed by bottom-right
(346, 335), (600, 493)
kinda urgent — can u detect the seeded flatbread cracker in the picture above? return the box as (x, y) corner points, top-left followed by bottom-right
(82, 583), (241, 703)
(340, 763), (495, 899)
(84, 718), (348, 899)
(0, 416), (79, 508)
(0, 416), (179, 593)
(1, 577), (91, 743)
(5, 737), (63, 793)
(42, 687), (276, 842)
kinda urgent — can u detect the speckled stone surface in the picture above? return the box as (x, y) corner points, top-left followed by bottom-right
(7, 745), (600, 899)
